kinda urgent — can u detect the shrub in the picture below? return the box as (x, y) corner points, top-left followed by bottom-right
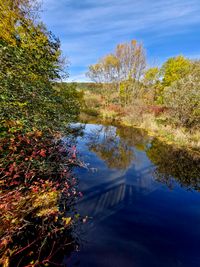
(84, 108), (100, 117)
(163, 61), (200, 128)
(0, 131), (83, 266)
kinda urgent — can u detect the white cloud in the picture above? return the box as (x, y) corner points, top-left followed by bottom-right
(41, 0), (200, 81)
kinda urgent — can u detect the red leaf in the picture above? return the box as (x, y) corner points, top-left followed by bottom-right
(39, 149), (46, 157)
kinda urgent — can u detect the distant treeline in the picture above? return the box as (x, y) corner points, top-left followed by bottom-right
(62, 82), (102, 92)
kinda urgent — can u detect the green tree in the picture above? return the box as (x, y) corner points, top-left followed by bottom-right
(161, 55), (191, 87)
(143, 67), (161, 103)
(0, 0), (81, 134)
(143, 67), (160, 87)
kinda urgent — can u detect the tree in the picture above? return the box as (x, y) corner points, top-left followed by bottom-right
(0, 0), (81, 134)
(87, 40), (146, 106)
(161, 55), (191, 87)
(116, 40), (146, 105)
(143, 67), (160, 87)
(115, 40), (146, 84)
(163, 60), (200, 128)
(87, 63), (103, 83)
(0, 0), (39, 44)
(142, 67), (161, 103)
(87, 54), (119, 84)
(87, 54), (119, 106)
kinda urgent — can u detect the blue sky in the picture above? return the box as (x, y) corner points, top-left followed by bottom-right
(41, 0), (200, 81)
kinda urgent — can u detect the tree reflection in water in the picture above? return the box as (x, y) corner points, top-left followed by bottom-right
(116, 126), (150, 151)
(67, 124), (200, 267)
(66, 122), (200, 192)
(86, 126), (135, 170)
(84, 123), (200, 191)
(147, 140), (200, 191)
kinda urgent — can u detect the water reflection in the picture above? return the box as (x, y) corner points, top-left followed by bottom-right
(67, 123), (200, 267)
(77, 164), (157, 225)
(66, 123), (86, 140)
(147, 140), (200, 191)
(87, 126), (135, 170)
(80, 123), (200, 191)
(116, 126), (150, 151)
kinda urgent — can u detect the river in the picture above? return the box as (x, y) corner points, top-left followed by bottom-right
(65, 122), (200, 267)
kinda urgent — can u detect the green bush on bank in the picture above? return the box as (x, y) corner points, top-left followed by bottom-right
(0, 1), (82, 135)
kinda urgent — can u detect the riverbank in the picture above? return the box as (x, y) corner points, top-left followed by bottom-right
(0, 130), (83, 266)
(79, 110), (200, 154)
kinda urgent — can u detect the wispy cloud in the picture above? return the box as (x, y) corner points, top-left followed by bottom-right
(41, 0), (200, 81)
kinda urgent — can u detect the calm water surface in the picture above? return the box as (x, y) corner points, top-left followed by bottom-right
(66, 123), (200, 267)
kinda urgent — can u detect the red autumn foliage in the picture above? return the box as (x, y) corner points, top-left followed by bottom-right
(147, 105), (168, 116)
(39, 148), (46, 157)
(0, 131), (83, 266)
(108, 104), (127, 115)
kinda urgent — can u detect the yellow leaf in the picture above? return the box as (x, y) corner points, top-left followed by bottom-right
(62, 217), (71, 225)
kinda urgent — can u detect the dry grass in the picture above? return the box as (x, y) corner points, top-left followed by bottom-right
(84, 91), (103, 108)
(100, 108), (118, 120)
(81, 92), (200, 150)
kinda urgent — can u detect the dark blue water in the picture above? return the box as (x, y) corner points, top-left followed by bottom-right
(67, 123), (200, 267)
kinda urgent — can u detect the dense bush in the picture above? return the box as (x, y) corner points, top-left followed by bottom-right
(0, 1), (82, 135)
(0, 131), (83, 266)
(163, 61), (200, 128)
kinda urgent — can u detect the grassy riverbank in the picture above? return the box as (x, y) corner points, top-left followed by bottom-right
(80, 107), (200, 153)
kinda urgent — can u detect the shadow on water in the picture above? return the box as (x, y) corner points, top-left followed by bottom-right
(66, 123), (200, 267)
